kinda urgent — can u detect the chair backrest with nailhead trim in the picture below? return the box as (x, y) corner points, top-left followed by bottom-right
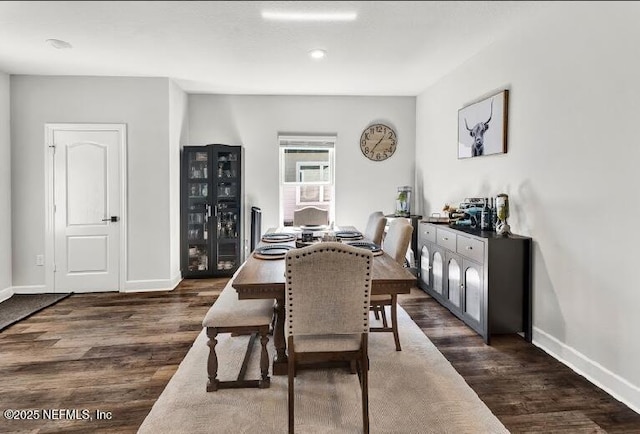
(285, 242), (373, 336)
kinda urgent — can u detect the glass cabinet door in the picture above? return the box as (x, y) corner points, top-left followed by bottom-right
(432, 250), (444, 295)
(447, 254), (461, 309)
(420, 245), (430, 288)
(214, 150), (240, 272)
(464, 266), (482, 322)
(186, 150), (211, 273)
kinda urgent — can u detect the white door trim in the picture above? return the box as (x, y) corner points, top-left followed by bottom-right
(44, 123), (128, 293)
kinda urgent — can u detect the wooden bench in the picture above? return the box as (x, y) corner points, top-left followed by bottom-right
(202, 279), (273, 391)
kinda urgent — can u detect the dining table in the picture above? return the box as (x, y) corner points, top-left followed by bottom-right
(232, 226), (417, 375)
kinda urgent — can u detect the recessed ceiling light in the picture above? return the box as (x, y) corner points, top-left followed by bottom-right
(309, 49), (327, 60)
(45, 39), (72, 49)
(262, 11), (357, 22)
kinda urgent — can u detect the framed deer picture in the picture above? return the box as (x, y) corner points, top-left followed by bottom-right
(458, 89), (509, 159)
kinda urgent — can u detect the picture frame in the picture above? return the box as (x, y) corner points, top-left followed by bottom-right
(458, 89), (509, 159)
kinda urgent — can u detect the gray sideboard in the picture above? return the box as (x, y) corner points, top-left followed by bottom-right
(417, 222), (532, 344)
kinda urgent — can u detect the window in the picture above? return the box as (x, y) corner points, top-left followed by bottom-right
(296, 161), (330, 204)
(279, 135), (335, 226)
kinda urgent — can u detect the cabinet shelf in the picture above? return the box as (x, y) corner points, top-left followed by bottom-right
(217, 238), (238, 243)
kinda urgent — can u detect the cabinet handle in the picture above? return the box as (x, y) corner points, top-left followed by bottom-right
(460, 284), (465, 289)
(466, 246), (473, 250)
(442, 237), (449, 241)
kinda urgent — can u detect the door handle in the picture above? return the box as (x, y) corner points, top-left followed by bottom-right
(102, 216), (119, 222)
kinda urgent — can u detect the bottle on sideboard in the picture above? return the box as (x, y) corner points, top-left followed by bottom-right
(481, 197), (491, 230)
(490, 197), (497, 231)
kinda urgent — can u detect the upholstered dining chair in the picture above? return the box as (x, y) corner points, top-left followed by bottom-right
(285, 242), (372, 434)
(370, 218), (413, 351)
(292, 206), (329, 227)
(363, 211), (387, 245)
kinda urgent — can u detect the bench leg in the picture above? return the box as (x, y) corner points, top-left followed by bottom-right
(270, 302), (277, 335)
(273, 297), (288, 375)
(206, 328), (220, 392)
(259, 327), (271, 388)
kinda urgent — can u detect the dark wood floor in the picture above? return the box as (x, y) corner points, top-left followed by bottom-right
(400, 290), (640, 434)
(0, 279), (224, 434)
(1, 280), (639, 433)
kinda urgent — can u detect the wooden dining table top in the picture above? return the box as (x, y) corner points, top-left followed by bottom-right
(232, 226), (416, 299)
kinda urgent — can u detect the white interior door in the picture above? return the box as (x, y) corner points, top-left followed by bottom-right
(49, 125), (124, 293)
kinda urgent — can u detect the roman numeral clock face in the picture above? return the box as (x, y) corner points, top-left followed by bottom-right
(360, 124), (397, 161)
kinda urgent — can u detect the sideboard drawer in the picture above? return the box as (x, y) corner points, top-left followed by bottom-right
(457, 235), (485, 263)
(420, 223), (436, 243)
(436, 227), (457, 251)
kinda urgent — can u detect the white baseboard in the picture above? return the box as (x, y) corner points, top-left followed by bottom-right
(11, 285), (48, 294)
(0, 286), (13, 303)
(122, 273), (182, 293)
(533, 326), (640, 414)
(7, 277), (184, 295)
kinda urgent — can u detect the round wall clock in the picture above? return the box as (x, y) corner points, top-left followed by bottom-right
(360, 123), (397, 161)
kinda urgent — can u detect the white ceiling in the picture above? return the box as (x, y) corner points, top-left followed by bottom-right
(0, 1), (551, 96)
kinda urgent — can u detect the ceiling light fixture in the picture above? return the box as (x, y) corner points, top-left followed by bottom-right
(46, 39), (73, 49)
(309, 49), (327, 60)
(262, 11), (357, 22)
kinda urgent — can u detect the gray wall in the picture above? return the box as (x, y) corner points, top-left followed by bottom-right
(415, 2), (640, 411)
(169, 80), (188, 280)
(0, 71), (10, 297)
(188, 94), (416, 256)
(10, 76), (178, 290)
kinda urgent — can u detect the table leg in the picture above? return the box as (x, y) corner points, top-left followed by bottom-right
(273, 296), (288, 375)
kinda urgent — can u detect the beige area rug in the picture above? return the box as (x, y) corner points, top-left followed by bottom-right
(139, 306), (507, 434)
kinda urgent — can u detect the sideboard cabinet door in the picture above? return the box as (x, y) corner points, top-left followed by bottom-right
(445, 251), (462, 314)
(419, 244), (431, 289)
(462, 259), (484, 334)
(432, 248), (445, 298)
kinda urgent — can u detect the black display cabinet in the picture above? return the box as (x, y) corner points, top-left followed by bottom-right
(181, 144), (242, 277)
